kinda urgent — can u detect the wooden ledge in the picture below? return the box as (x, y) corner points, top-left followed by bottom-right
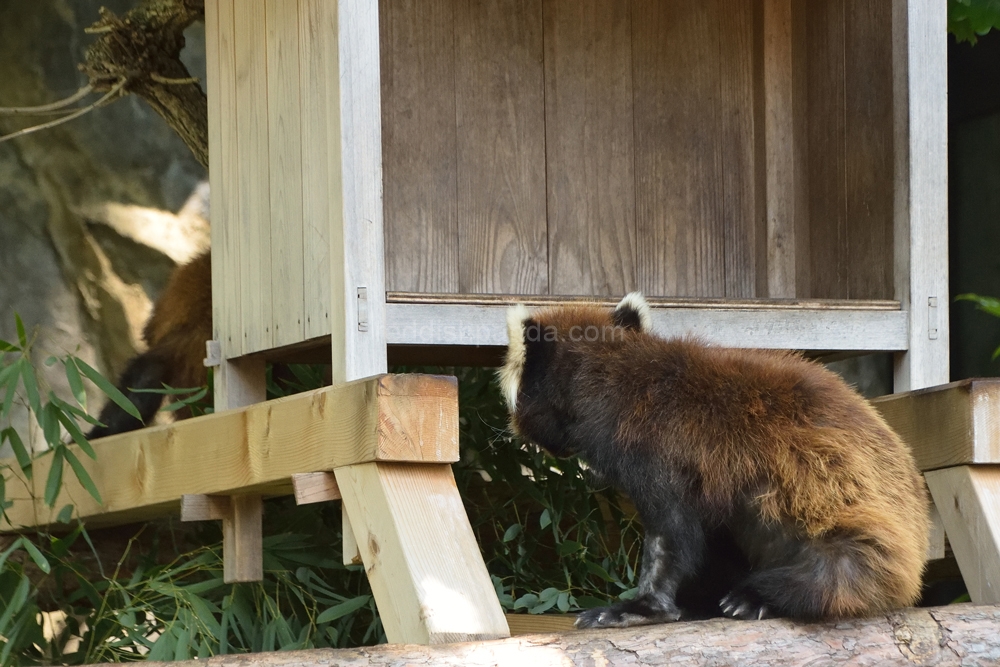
(1, 374), (458, 531)
(872, 378), (1000, 472)
(80, 604), (1000, 667)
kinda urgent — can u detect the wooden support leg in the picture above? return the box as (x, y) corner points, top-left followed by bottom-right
(925, 466), (1000, 603)
(181, 493), (264, 583)
(335, 462), (509, 645)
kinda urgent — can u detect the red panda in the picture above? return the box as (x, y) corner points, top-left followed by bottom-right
(500, 293), (929, 626)
(87, 251), (212, 439)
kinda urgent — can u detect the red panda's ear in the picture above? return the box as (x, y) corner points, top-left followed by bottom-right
(613, 292), (652, 332)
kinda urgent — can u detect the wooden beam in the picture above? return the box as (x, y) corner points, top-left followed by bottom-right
(871, 379), (1000, 472)
(387, 302), (908, 351)
(223, 494), (264, 583)
(101, 604), (1000, 667)
(1, 375), (458, 531)
(342, 501), (361, 566)
(335, 462), (509, 644)
(925, 466), (1000, 604)
(292, 472), (341, 504)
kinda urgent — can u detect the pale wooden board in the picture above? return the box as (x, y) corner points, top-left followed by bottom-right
(762, 0), (801, 299)
(332, 0), (388, 382)
(342, 501), (361, 566)
(542, 0), (635, 297)
(719, 0), (763, 299)
(505, 613), (577, 636)
(891, 0), (949, 391)
(298, 0), (333, 340)
(335, 462), (509, 644)
(380, 0), (459, 294)
(181, 494), (232, 521)
(871, 379), (1000, 471)
(805, 0), (848, 300)
(455, 0), (548, 295)
(223, 494), (264, 582)
(292, 472), (342, 504)
(928, 500), (947, 561)
(234, 0), (273, 355)
(632, 1), (726, 298)
(266, 0), (306, 348)
(925, 466), (1000, 604)
(206, 0), (243, 358)
(845, 0), (894, 301)
(1, 375), (459, 530)
(385, 301), (909, 351)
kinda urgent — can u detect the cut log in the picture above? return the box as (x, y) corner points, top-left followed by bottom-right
(87, 604), (1000, 667)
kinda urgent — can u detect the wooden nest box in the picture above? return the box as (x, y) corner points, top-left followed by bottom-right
(205, 0), (947, 390)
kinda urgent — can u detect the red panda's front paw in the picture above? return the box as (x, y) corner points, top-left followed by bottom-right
(720, 591), (771, 620)
(574, 598), (682, 629)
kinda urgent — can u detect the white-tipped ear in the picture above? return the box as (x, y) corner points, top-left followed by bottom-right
(615, 292), (652, 332)
(498, 304), (531, 410)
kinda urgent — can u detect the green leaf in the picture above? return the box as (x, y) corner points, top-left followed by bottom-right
(20, 538), (51, 574)
(539, 508), (551, 529)
(513, 593), (538, 610)
(64, 358), (87, 408)
(55, 504), (74, 524)
(41, 402), (62, 448)
(162, 386), (208, 412)
(44, 447), (65, 507)
(3, 427), (33, 478)
(1, 364), (17, 419)
(316, 595), (372, 623)
(585, 561), (614, 582)
(63, 447), (103, 505)
(0, 573), (30, 631)
(54, 400), (97, 459)
(0, 537), (23, 572)
(557, 592), (570, 612)
(15, 313), (27, 348)
(538, 587), (560, 602)
(75, 357), (141, 420)
(502, 523), (522, 542)
(19, 358), (42, 418)
(0, 338), (19, 353)
(557, 539), (584, 557)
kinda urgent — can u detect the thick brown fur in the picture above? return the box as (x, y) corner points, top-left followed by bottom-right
(87, 252), (212, 438)
(501, 295), (929, 626)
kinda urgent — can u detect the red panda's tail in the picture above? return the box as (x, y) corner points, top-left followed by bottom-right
(86, 348), (170, 439)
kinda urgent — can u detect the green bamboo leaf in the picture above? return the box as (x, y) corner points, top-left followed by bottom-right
(0, 361), (18, 388)
(54, 401), (96, 459)
(163, 387), (208, 412)
(0, 573), (30, 631)
(15, 313), (27, 348)
(0, 537), (23, 572)
(0, 338), (19, 353)
(19, 358), (42, 418)
(44, 447), (65, 507)
(316, 595), (371, 624)
(75, 357), (141, 420)
(55, 504), (74, 524)
(64, 358), (87, 408)
(539, 508), (551, 529)
(20, 538), (51, 574)
(2, 427), (32, 478)
(63, 447), (103, 505)
(1, 367), (17, 419)
(41, 403), (61, 448)
(502, 523), (522, 542)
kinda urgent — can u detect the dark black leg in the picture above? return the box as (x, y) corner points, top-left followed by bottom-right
(575, 504), (706, 629)
(86, 350), (168, 439)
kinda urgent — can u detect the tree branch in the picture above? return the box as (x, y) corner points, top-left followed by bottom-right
(82, 0), (208, 168)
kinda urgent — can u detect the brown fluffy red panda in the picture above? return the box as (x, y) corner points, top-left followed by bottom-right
(500, 293), (929, 626)
(87, 251), (212, 439)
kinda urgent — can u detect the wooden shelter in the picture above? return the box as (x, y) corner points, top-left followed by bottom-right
(8, 0), (988, 654)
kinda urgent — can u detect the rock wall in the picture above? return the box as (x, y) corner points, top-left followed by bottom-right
(0, 0), (208, 447)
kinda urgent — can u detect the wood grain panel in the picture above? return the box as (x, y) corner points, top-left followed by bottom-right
(299, 0), (333, 339)
(543, 0), (635, 296)
(381, 0), (459, 294)
(455, 0), (548, 295)
(845, 0), (894, 300)
(805, 0), (848, 299)
(206, 0), (243, 357)
(266, 0), (305, 347)
(718, 0), (761, 298)
(633, 0), (725, 297)
(234, 0), (273, 353)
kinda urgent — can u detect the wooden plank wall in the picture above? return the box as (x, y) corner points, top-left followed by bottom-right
(208, 0), (335, 357)
(381, 0), (896, 301)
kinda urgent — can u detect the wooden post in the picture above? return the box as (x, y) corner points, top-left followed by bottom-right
(180, 493), (263, 583)
(336, 463), (509, 644)
(891, 0), (949, 391)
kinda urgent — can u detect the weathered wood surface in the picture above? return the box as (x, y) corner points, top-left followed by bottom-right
(1, 375), (458, 531)
(84, 604), (1000, 667)
(872, 379), (1000, 472)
